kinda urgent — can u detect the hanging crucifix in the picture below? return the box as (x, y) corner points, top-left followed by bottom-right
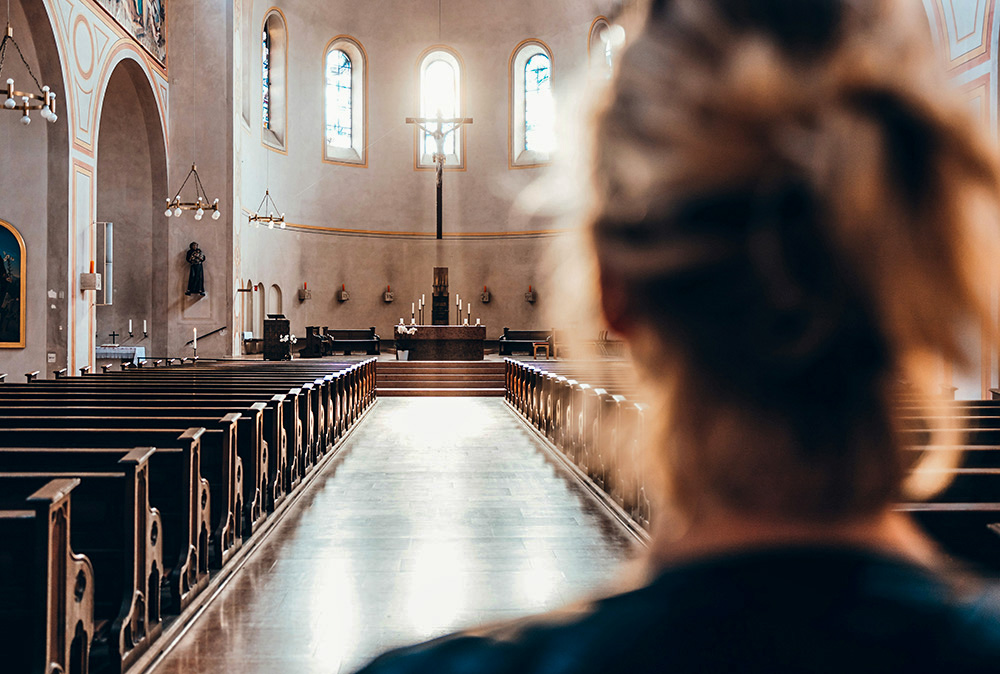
(406, 115), (474, 239)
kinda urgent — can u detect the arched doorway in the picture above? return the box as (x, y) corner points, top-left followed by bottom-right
(94, 59), (168, 356)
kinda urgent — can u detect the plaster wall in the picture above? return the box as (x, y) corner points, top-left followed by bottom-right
(233, 0), (620, 343)
(238, 229), (557, 344)
(0, 0), (58, 378)
(168, 0), (235, 357)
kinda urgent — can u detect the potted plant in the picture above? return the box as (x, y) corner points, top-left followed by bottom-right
(395, 324), (417, 360)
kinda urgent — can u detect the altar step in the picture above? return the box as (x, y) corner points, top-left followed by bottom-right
(377, 361), (506, 397)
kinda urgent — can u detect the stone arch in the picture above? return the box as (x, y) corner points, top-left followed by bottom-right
(93, 58), (169, 356)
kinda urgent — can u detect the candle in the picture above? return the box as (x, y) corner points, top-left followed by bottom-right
(143, 320), (147, 333)
(422, 294), (425, 304)
(456, 296), (460, 307)
(89, 260), (95, 273)
(476, 318), (481, 326)
(128, 319), (132, 334)
(193, 328), (198, 349)
(304, 281), (307, 290)
(412, 302), (415, 314)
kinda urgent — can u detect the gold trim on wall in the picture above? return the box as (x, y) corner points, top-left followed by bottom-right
(261, 7), (290, 155)
(0, 219), (27, 349)
(508, 38), (554, 170)
(413, 44), (468, 172)
(321, 34), (369, 168)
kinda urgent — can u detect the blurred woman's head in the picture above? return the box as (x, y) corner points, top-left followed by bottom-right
(589, 0), (1000, 524)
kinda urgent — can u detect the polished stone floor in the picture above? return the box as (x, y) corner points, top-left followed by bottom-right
(148, 398), (639, 674)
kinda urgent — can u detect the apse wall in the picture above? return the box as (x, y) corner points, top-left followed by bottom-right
(234, 0), (622, 343)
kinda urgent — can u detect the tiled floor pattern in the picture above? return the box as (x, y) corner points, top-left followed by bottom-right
(148, 398), (638, 673)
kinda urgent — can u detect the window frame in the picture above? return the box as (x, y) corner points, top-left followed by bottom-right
(262, 8), (288, 154)
(509, 39), (554, 169)
(323, 35), (368, 167)
(414, 46), (466, 171)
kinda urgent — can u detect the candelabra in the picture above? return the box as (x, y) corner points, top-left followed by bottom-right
(164, 164), (222, 221)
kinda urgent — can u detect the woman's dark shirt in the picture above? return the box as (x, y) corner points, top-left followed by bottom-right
(355, 546), (1000, 674)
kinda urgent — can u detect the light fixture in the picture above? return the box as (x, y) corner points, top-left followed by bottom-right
(249, 189), (286, 229)
(163, 164), (222, 221)
(1, 23), (58, 126)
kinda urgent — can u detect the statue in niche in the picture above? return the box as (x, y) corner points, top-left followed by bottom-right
(185, 242), (206, 296)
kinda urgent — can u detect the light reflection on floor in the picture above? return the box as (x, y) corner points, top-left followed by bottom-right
(150, 398), (639, 674)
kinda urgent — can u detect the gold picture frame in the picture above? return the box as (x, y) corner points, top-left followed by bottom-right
(0, 219), (26, 348)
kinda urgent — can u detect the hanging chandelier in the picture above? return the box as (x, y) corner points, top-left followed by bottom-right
(1, 23), (58, 125)
(164, 164), (222, 221)
(249, 190), (286, 229)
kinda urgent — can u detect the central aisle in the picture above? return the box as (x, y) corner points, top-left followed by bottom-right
(149, 398), (639, 674)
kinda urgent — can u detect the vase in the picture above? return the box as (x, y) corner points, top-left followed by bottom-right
(397, 349), (409, 361)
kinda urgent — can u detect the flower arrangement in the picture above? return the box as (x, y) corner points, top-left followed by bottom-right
(395, 325), (417, 336)
(279, 334), (298, 344)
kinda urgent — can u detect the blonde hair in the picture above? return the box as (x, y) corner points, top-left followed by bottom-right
(589, 0), (1000, 521)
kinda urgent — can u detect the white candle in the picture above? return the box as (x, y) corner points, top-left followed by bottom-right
(476, 318), (481, 325)
(459, 299), (463, 311)
(412, 302), (415, 314)
(456, 295), (460, 307)
(193, 328), (197, 349)
(143, 320), (147, 333)
(128, 319), (132, 334)
(422, 294), (425, 304)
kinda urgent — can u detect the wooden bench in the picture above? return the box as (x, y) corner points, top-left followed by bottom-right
(0, 449), (162, 672)
(326, 328), (380, 355)
(498, 328), (552, 356)
(0, 478), (95, 674)
(0, 431), (210, 615)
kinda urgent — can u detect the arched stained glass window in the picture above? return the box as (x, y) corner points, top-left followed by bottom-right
(326, 49), (353, 149)
(421, 58), (458, 157)
(524, 53), (553, 155)
(510, 40), (554, 167)
(417, 48), (463, 168)
(262, 28), (271, 129)
(324, 36), (367, 166)
(262, 10), (287, 151)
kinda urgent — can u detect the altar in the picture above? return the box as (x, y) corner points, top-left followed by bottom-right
(401, 325), (486, 361)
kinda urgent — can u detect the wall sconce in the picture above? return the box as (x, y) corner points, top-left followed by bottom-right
(481, 285), (490, 303)
(298, 282), (311, 301)
(525, 285), (536, 304)
(384, 285), (394, 303)
(80, 261), (101, 294)
(338, 284), (350, 302)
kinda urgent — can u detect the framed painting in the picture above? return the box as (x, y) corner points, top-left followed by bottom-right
(0, 220), (25, 348)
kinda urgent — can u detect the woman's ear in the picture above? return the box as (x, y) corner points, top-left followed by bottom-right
(600, 271), (634, 337)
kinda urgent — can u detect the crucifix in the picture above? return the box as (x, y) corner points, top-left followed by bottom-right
(108, 331), (120, 346)
(406, 115), (473, 239)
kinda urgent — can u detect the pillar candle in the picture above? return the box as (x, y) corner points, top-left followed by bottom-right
(193, 328), (198, 349)
(143, 320), (147, 333)
(412, 302), (415, 314)
(128, 319), (132, 334)
(422, 294), (425, 304)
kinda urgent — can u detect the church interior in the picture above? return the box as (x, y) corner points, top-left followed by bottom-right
(3, 0), (1000, 672)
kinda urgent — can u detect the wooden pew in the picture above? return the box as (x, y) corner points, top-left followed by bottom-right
(0, 448), (162, 672)
(0, 416), (243, 569)
(0, 431), (210, 615)
(0, 479), (96, 674)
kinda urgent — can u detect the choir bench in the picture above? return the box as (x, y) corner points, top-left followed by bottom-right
(325, 328), (381, 355)
(498, 328), (553, 356)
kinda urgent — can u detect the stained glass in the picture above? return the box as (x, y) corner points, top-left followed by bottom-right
(422, 59), (458, 157)
(524, 53), (553, 154)
(326, 50), (353, 150)
(262, 28), (271, 130)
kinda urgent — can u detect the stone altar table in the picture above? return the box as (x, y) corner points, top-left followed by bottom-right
(404, 325), (486, 361)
